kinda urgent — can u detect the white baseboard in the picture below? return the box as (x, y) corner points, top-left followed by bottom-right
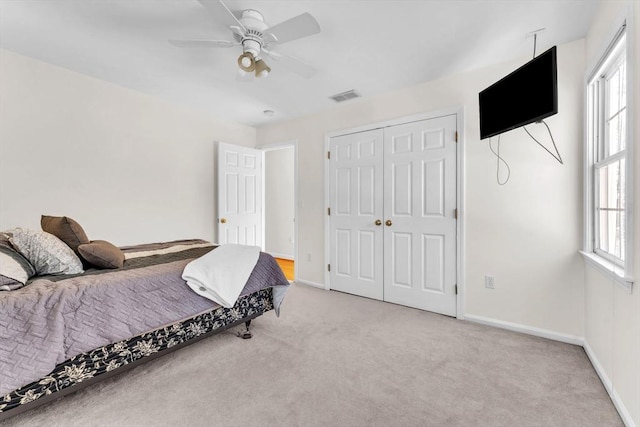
(612, 388), (637, 427)
(584, 341), (637, 427)
(583, 341), (613, 393)
(293, 279), (325, 289)
(463, 314), (584, 346)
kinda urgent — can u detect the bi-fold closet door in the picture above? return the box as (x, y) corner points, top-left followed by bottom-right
(328, 114), (457, 317)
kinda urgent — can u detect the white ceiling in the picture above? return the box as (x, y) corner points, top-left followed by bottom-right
(0, 0), (598, 127)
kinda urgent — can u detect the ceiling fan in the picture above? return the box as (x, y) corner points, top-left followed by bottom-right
(169, 0), (321, 81)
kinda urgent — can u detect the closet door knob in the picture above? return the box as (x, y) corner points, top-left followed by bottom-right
(220, 218), (227, 224)
(375, 219), (382, 226)
(385, 220), (392, 226)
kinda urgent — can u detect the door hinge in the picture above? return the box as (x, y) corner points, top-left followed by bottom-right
(455, 130), (458, 143)
(328, 264), (331, 272)
(454, 208), (458, 219)
(455, 284), (458, 295)
(327, 151), (330, 159)
(327, 207), (331, 216)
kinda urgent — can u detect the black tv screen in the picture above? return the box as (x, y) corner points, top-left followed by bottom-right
(479, 46), (558, 139)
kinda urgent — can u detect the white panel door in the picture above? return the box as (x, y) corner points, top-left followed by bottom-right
(383, 115), (457, 316)
(218, 142), (262, 246)
(329, 129), (384, 300)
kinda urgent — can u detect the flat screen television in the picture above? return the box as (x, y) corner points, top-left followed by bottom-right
(479, 46), (558, 140)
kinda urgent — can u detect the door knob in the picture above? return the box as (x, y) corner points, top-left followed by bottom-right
(220, 218), (227, 224)
(385, 220), (392, 226)
(375, 219), (382, 226)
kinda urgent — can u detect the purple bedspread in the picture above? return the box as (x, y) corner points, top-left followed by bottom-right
(0, 242), (289, 396)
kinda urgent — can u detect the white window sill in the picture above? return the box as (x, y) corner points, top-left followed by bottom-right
(580, 251), (634, 293)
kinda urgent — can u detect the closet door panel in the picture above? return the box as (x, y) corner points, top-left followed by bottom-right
(422, 233), (445, 292)
(391, 161), (413, 216)
(383, 115), (457, 316)
(423, 158), (445, 217)
(329, 129), (384, 300)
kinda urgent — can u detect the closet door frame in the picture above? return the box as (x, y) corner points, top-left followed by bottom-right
(324, 107), (466, 320)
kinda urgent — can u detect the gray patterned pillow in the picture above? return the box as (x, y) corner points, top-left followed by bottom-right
(9, 228), (84, 275)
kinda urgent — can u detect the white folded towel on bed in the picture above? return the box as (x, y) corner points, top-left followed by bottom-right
(182, 244), (261, 308)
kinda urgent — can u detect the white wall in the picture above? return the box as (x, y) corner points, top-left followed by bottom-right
(583, 2), (640, 426)
(0, 49), (256, 245)
(264, 146), (295, 258)
(257, 39), (586, 338)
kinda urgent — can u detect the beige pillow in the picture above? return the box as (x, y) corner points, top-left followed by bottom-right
(78, 240), (124, 269)
(41, 215), (89, 253)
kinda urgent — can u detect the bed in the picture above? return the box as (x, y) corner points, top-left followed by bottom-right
(0, 227), (289, 421)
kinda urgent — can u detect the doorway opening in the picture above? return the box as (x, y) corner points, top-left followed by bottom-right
(262, 143), (297, 282)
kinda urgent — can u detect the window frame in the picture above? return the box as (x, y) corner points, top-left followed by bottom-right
(593, 46), (626, 265)
(582, 21), (634, 291)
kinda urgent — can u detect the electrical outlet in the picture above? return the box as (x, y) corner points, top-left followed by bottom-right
(307, 253), (312, 262)
(485, 275), (495, 289)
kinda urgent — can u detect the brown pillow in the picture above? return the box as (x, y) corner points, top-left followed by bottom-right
(78, 240), (124, 269)
(41, 215), (89, 253)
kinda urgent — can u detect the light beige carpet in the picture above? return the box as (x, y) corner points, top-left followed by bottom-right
(2, 283), (622, 427)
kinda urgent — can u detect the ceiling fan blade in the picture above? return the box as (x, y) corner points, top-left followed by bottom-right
(263, 12), (320, 45)
(169, 39), (237, 48)
(263, 49), (317, 79)
(198, 0), (246, 34)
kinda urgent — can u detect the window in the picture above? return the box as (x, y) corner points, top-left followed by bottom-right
(584, 25), (633, 289)
(592, 34), (626, 265)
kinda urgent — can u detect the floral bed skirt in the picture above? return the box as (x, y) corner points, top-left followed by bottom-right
(1, 287), (274, 415)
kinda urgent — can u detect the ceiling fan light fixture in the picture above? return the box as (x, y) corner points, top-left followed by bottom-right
(238, 52), (256, 72)
(254, 58), (271, 78)
(170, 1), (321, 80)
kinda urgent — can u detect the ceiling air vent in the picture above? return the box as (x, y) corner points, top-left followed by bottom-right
(329, 90), (360, 103)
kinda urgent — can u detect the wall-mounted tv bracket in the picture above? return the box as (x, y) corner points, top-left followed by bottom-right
(523, 121), (563, 164)
(524, 28), (563, 165)
(527, 28), (546, 59)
